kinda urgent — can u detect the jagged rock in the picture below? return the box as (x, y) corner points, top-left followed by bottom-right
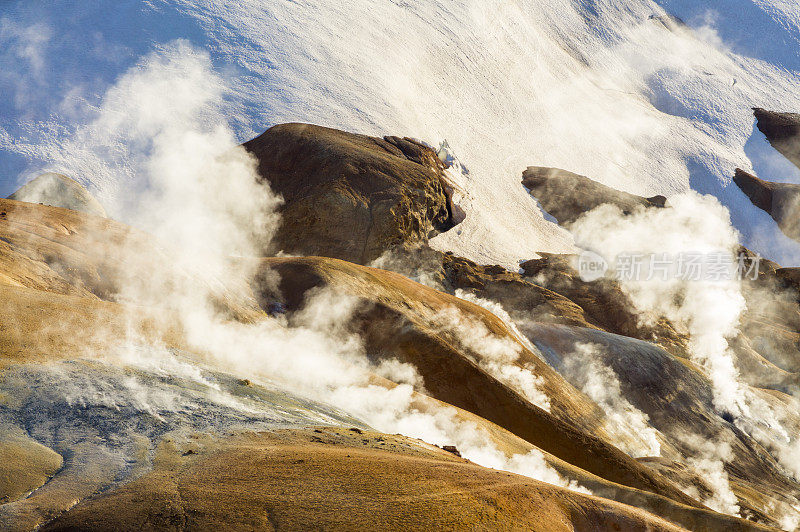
(7, 173), (106, 218)
(733, 168), (800, 241)
(442, 445), (461, 457)
(519, 253), (689, 357)
(373, 245), (690, 358)
(753, 108), (800, 170)
(243, 123), (456, 264)
(522, 166), (665, 225)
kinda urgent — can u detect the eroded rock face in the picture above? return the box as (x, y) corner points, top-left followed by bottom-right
(393, 243), (796, 392)
(753, 108), (800, 170)
(733, 168), (800, 241)
(372, 246), (690, 359)
(733, 109), (800, 242)
(522, 166), (665, 225)
(243, 124), (456, 264)
(519, 253), (689, 357)
(7, 173), (107, 218)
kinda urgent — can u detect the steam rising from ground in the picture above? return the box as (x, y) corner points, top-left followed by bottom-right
(35, 42), (586, 495)
(443, 291), (663, 459)
(570, 192), (800, 515)
(434, 291), (551, 411)
(55, 41), (280, 280)
(563, 343), (661, 459)
(571, 192), (746, 416)
(678, 433), (740, 516)
(173, 284), (587, 493)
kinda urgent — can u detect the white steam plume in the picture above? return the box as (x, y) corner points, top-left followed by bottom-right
(571, 192), (746, 417)
(57, 41), (279, 279)
(432, 291), (552, 411)
(453, 290), (662, 460)
(562, 343), (661, 459)
(678, 433), (740, 517)
(180, 284), (587, 494)
(42, 42), (586, 495)
(569, 191), (800, 503)
(777, 504), (800, 532)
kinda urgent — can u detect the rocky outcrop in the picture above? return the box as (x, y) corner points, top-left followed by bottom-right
(519, 253), (689, 356)
(522, 166), (665, 225)
(753, 108), (800, 170)
(733, 168), (800, 241)
(0, 191), (790, 530)
(373, 246), (690, 359)
(7, 173), (106, 218)
(243, 124), (456, 264)
(734, 108), (800, 240)
(253, 256), (702, 508)
(396, 244), (795, 392)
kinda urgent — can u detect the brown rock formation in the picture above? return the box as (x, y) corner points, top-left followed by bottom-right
(753, 108), (800, 170)
(243, 123), (456, 264)
(522, 166), (665, 225)
(733, 168), (800, 241)
(519, 253), (688, 356)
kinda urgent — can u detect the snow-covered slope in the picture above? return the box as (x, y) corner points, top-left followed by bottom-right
(3, 1), (800, 265)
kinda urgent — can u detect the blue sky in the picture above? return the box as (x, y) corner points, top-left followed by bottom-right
(0, 1), (230, 196)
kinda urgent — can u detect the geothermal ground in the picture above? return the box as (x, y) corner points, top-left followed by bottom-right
(3, 2), (800, 531)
